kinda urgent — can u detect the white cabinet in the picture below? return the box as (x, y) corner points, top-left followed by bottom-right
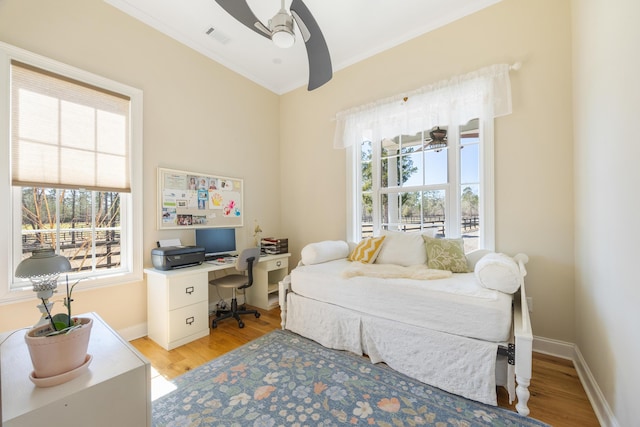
(1, 312), (151, 427)
(145, 267), (210, 351)
(246, 254), (290, 310)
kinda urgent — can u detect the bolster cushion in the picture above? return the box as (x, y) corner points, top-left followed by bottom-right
(301, 240), (350, 265)
(474, 252), (521, 294)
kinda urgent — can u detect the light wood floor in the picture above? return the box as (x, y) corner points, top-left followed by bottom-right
(131, 307), (600, 427)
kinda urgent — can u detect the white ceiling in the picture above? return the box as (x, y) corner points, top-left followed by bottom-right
(104, 0), (502, 94)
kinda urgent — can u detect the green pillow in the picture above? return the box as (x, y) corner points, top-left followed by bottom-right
(424, 236), (469, 273)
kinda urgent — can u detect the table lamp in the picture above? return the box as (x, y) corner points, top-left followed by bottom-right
(15, 248), (72, 327)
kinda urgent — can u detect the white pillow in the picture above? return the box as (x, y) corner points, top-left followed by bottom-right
(474, 253), (521, 294)
(300, 240), (350, 265)
(375, 230), (427, 266)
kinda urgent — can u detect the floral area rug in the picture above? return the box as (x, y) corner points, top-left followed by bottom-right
(152, 329), (549, 427)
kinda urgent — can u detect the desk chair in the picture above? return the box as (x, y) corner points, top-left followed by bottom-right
(209, 247), (261, 328)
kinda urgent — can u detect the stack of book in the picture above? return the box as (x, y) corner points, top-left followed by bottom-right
(261, 237), (288, 255)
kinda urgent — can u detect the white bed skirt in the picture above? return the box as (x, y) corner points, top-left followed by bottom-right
(285, 292), (505, 406)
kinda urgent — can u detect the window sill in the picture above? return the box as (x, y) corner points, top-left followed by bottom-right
(0, 270), (143, 305)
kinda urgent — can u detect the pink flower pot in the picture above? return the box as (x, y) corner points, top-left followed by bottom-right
(24, 317), (92, 380)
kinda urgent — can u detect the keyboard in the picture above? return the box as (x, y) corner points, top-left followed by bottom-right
(206, 256), (236, 266)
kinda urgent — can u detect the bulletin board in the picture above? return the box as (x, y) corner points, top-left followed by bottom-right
(157, 167), (243, 230)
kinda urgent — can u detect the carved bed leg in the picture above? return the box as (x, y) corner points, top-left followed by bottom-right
(515, 375), (531, 416)
(513, 254), (532, 416)
(278, 275), (291, 330)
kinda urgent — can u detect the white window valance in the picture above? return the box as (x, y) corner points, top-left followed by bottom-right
(333, 63), (513, 149)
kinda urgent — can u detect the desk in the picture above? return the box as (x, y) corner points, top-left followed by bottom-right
(1, 312), (151, 427)
(144, 253), (289, 350)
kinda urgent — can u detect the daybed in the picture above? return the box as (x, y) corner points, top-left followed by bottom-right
(278, 231), (533, 416)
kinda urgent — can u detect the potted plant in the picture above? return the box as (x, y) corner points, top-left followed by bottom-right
(24, 276), (93, 385)
(16, 249), (93, 386)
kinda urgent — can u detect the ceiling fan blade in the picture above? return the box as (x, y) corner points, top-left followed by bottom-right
(214, 0), (270, 39)
(290, 0), (332, 90)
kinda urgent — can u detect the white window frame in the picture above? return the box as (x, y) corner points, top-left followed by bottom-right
(0, 42), (143, 302)
(346, 118), (495, 251)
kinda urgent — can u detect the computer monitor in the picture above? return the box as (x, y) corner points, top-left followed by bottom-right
(195, 228), (237, 257)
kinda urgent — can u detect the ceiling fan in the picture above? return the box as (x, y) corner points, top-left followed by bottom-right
(425, 127), (448, 152)
(214, 0), (332, 91)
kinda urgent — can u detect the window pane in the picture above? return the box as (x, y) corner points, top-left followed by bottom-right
(460, 143), (479, 184)
(360, 140), (374, 238)
(461, 184), (480, 252)
(381, 156), (402, 187)
(360, 192), (373, 238)
(19, 187), (122, 275)
(380, 193), (391, 229)
(94, 191), (121, 271)
(20, 188), (58, 255)
(399, 191), (421, 232)
(381, 137), (398, 158)
(361, 140), (372, 162)
(424, 148), (448, 185)
(361, 141), (372, 192)
(422, 190), (446, 237)
(400, 133), (422, 155)
(65, 189), (96, 272)
(400, 151), (422, 187)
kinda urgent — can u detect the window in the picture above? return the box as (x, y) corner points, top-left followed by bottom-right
(0, 42), (143, 300)
(354, 119), (488, 252)
(338, 64), (512, 252)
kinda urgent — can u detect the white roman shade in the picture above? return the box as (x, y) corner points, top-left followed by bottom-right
(11, 60), (131, 192)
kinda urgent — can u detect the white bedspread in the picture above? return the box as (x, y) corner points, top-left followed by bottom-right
(290, 259), (513, 342)
(285, 293), (499, 405)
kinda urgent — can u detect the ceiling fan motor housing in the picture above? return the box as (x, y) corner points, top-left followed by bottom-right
(270, 11), (295, 48)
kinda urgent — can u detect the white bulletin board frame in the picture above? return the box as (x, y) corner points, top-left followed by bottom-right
(157, 167), (244, 230)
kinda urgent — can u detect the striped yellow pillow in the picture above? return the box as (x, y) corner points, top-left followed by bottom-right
(348, 236), (386, 263)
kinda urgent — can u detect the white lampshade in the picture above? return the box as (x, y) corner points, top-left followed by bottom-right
(16, 248), (71, 296)
(16, 248), (71, 278)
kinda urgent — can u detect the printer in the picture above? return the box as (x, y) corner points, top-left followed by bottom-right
(151, 246), (205, 270)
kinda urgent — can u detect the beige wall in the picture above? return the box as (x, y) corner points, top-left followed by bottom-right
(281, 0), (575, 342)
(0, 0), (281, 333)
(573, 0), (640, 425)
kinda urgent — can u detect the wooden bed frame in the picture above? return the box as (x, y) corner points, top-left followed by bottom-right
(278, 252), (533, 416)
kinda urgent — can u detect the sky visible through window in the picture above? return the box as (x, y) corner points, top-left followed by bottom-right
(402, 137), (479, 189)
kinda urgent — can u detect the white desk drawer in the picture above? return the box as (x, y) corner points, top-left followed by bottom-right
(167, 274), (208, 310)
(168, 301), (209, 342)
(262, 257), (288, 271)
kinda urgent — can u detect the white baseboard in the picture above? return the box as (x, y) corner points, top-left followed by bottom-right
(532, 334), (575, 359)
(572, 345), (619, 427)
(532, 335), (618, 427)
(117, 322), (147, 342)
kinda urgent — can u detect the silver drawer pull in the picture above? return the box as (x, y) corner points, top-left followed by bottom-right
(185, 286), (194, 294)
(276, 261), (282, 267)
(185, 317), (194, 325)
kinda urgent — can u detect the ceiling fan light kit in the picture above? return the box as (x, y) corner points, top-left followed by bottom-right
(215, 0), (332, 90)
(270, 12), (296, 49)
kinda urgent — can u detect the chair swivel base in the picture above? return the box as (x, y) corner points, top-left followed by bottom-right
(212, 299), (260, 329)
